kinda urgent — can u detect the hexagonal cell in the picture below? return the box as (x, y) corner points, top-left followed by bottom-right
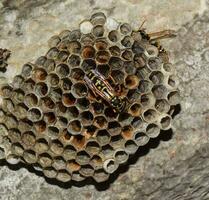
(50, 140), (64, 155)
(91, 102), (104, 115)
(70, 68), (85, 81)
(55, 63), (70, 78)
(71, 171), (85, 182)
(2, 98), (15, 113)
(76, 150), (90, 165)
(47, 125), (59, 139)
(67, 160), (81, 172)
(93, 115), (107, 129)
(121, 36), (134, 48)
(109, 57), (123, 70)
(121, 49), (133, 61)
(38, 153), (53, 167)
(147, 57), (163, 71)
(146, 45), (159, 58)
(67, 41), (81, 54)
(34, 120), (46, 133)
(90, 12), (106, 26)
(6, 154), (20, 165)
(128, 103), (142, 117)
(155, 99), (170, 113)
(140, 93), (154, 107)
(23, 150), (37, 164)
(109, 46), (121, 56)
(85, 141), (100, 156)
(125, 75), (139, 89)
(114, 149), (129, 164)
(11, 143), (24, 156)
(46, 47), (59, 59)
(32, 68), (47, 81)
(152, 85), (167, 99)
(138, 80), (153, 93)
(57, 50), (69, 62)
(67, 54), (81, 68)
(62, 93), (76, 107)
(12, 89), (25, 103)
(55, 101), (67, 115)
(52, 156), (66, 170)
(59, 30), (70, 39)
(103, 159), (119, 174)
(131, 31), (142, 41)
(121, 125), (134, 140)
(12, 75), (24, 89)
(80, 111), (93, 126)
(65, 106), (79, 119)
(134, 54), (146, 68)
(67, 120), (82, 135)
(118, 112), (133, 127)
(93, 168), (109, 183)
(167, 90), (180, 105)
(21, 131), (36, 147)
(35, 56), (47, 66)
(163, 63), (174, 74)
(134, 132), (150, 146)
(96, 64), (110, 78)
(22, 78), (36, 92)
(160, 115), (172, 130)
(63, 145), (77, 160)
(41, 97), (55, 111)
(146, 123), (161, 138)
(110, 135), (124, 149)
(60, 129), (72, 143)
(80, 20), (93, 34)
(48, 35), (61, 48)
(5, 115), (18, 129)
(84, 125), (97, 138)
(101, 144), (114, 157)
(57, 39), (70, 50)
(34, 138), (49, 153)
(149, 71), (164, 84)
(90, 155), (103, 169)
(108, 30), (119, 42)
(43, 59), (55, 72)
(76, 98), (90, 111)
(111, 70), (125, 84)
(81, 58), (97, 71)
(96, 130), (111, 146)
(21, 63), (34, 78)
(44, 112), (56, 125)
(35, 82), (49, 97)
(43, 167), (57, 179)
(18, 119), (32, 133)
(56, 170), (71, 182)
(143, 109), (158, 123)
(27, 107), (43, 122)
(72, 83), (88, 98)
(107, 121), (121, 136)
(15, 103), (28, 119)
(120, 23), (131, 35)
(55, 116), (68, 129)
(47, 73), (60, 87)
(95, 39), (108, 50)
(8, 128), (21, 143)
(1, 85), (13, 98)
(124, 140), (138, 154)
(24, 93), (38, 108)
(80, 164), (94, 177)
(82, 46), (95, 59)
(80, 34), (95, 46)
(71, 135), (86, 149)
(60, 78), (72, 92)
(96, 51), (110, 64)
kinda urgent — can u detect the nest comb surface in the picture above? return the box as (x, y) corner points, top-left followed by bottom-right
(0, 12), (179, 183)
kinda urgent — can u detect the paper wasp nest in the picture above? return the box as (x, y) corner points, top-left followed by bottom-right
(0, 12), (179, 183)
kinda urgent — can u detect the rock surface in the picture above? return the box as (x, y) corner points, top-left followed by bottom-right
(0, 0), (209, 200)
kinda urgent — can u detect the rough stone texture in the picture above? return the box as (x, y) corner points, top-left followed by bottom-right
(0, 0), (208, 200)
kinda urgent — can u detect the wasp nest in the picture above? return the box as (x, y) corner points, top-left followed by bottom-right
(0, 48), (11, 72)
(0, 12), (179, 183)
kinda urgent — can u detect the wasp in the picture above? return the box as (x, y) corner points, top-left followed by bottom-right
(84, 69), (126, 112)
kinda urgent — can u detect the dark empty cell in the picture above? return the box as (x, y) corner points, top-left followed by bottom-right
(97, 64), (110, 77)
(104, 159), (118, 174)
(80, 165), (94, 177)
(80, 111), (93, 126)
(111, 70), (125, 84)
(134, 132), (149, 146)
(21, 131), (36, 147)
(27, 108), (42, 122)
(67, 41), (81, 54)
(60, 78), (72, 91)
(92, 25), (104, 37)
(110, 135), (124, 148)
(96, 51), (110, 64)
(122, 49), (133, 60)
(67, 106), (79, 118)
(109, 46), (121, 57)
(48, 35), (61, 48)
(61, 129), (72, 142)
(125, 75), (139, 89)
(146, 123), (161, 138)
(67, 54), (81, 67)
(57, 50), (69, 62)
(121, 36), (134, 48)
(47, 126), (59, 138)
(132, 41), (145, 54)
(56, 170), (71, 182)
(109, 57), (123, 70)
(81, 59), (96, 71)
(34, 120), (46, 133)
(24, 93), (38, 107)
(71, 68), (85, 81)
(55, 101), (67, 114)
(46, 47), (59, 59)
(35, 56), (47, 66)
(12, 75), (24, 88)
(77, 98), (90, 110)
(35, 82), (49, 97)
(108, 121), (121, 136)
(80, 34), (95, 46)
(84, 125), (97, 137)
(93, 169), (109, 183)
(121, 125), (134, 140)
(76, 151), (90, 165)
(124, 61), (136, 75)
(108, 30), (119, 42)
(129, 103), (142, 116)
(124, 140), (138, 154)
(94, 115), (107, 128)
(118, 112), (133, 126)
(91, 102), (104, 114)
(21, 63), (34, 78)
(143, 109), (157, 123)
(97, 130), (111, 146)
(62, 93), (76, 107)
(68, 120), (82, 135)
(34, 138), (49, 153)
(44, 112), (56, 124)
(138, 80), (152, 93)
(38, 153), (53, 167)
(95, 39), (108, 50)
(43, 59), (55, 72)
(152, 85), (167, 99)
(163, 63), (174, 73)
(69, 30), (81, 40)
(72, 83), (88, 98)
(90, 12), (106, 25)
(23, 150), (37, 164)
(43, 167), (57, 179)
(120, 23), (131, 35)
(148, 57), (162, 70)
(101, 144), (114, 156)
(104, 107), (118, 120)
(127, 89), (140, 102)
(41, 96), (55, 110)
(114, 150), (129, 164)
(63, 145), (77, 160)
(167, 90), (180, 105)
(155, 99), (170, 113)
(55, 116), (68, 128)
(82, 46), (96, 59)
(50, 140), (64, 155)
(55, 63), (70, 78)
(33, 68), (47, 81)
(149, 71), (164, 84)
(85, 141), (100, 155)
(160, 115), (172, 130)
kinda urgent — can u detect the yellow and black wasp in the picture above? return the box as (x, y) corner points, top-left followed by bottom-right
(84, 69), (126, 112)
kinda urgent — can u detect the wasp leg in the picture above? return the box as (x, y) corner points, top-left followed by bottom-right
(148, 30), (177, 42)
